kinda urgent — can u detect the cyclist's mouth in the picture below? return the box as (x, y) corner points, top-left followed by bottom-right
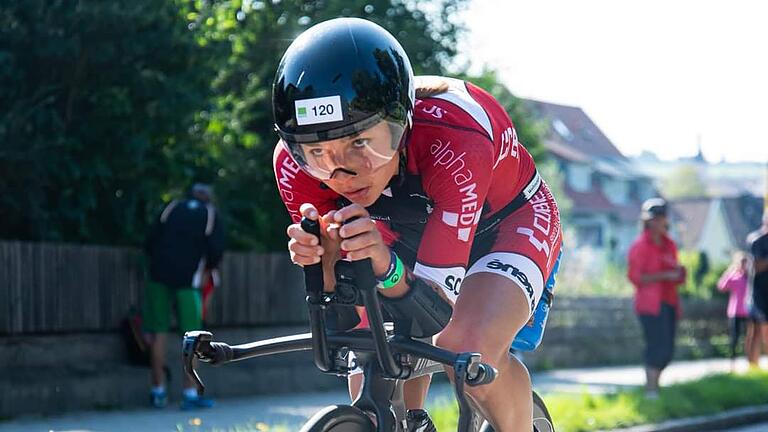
(343, 187), (370, 201)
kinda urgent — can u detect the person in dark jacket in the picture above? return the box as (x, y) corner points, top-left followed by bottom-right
(746, 212), (768, 366)
(144, 183), (225, 409)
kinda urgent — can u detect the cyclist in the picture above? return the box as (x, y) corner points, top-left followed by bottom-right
(272, 18), (562, 432)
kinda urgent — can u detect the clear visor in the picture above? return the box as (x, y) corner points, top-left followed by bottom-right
(284, 120), (405, 180)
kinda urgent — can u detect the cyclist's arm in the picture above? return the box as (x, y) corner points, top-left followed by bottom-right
(205, 208), (225, 269)
(273, 143), (340, 290)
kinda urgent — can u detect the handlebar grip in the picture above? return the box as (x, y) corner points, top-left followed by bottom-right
(300, 217), (324, 294)
(300, 217), (321, 237)
(467, 363), (497, 386)
(208, 342), (234, 365)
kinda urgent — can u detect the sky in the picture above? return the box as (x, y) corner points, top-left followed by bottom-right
(460, 0), (768, 163)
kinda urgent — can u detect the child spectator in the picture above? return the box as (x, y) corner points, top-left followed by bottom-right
(717, 251), (750, 368)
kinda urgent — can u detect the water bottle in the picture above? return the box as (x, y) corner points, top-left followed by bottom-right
(511, 251), (562, 352)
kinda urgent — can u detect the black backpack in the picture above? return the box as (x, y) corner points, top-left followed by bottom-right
(121, 306), (150, 366)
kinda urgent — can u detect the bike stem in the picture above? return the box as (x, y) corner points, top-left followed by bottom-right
(353, 258), (403, 378)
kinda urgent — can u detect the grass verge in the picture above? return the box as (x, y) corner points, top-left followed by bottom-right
(430, 369), (768, 431)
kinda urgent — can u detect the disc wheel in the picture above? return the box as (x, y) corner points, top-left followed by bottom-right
(300, 405), (376, 432)
(532, 391), (555, 432)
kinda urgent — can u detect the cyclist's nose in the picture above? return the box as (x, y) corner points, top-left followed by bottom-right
(330, 167), (358, 180)
(324, 151), (360, 179)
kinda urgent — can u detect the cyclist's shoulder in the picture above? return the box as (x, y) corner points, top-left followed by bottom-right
(413, 75), (499, 141)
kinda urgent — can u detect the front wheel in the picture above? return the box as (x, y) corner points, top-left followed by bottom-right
(532, 391), (554, 432)
(478, 391), (554, 432)
(300, 405), (376, 432)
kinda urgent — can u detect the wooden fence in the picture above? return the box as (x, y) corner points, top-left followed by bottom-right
(0, 240), (730, 347)
(0, 240), (307, 334)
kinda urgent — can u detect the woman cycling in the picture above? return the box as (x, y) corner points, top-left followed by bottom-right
(271, 18), (562, 432)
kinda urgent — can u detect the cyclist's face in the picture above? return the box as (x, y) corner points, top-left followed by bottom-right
(308, 122), (399, 206)
(299, 121), (396, 178)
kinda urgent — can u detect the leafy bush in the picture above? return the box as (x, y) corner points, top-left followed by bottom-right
(555, 248), (634, 297)
(679, 250), (729, 299)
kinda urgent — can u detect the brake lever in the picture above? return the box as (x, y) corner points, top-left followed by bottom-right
(182, 330), (213, 394)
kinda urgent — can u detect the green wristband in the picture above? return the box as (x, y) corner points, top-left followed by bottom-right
(378, 253), (404, 289)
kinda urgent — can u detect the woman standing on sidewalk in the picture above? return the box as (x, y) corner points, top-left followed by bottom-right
(627, 198), (686, 399)
(717, 251), (751, 369)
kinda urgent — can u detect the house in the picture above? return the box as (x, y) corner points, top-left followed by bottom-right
(669, 194), (764, 263)
(524, 99), (657, 258)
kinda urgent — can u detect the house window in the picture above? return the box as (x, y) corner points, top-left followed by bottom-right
(603, 178), (629, 204)
(638, 182), (655, 201)
(567, 163), (592, 192)
(576, 224), (604, 248)
(552, 119), (573, 141)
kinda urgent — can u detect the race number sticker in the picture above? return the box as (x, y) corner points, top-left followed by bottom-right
(295, 95), (344, 126)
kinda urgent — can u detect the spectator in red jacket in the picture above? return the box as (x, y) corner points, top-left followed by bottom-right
(627, 198), (686, 398)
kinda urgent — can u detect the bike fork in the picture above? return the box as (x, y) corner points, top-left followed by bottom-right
(454, 354), (484, 432)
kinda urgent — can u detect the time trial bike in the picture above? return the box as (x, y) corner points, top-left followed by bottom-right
(182, 218), (554, 431)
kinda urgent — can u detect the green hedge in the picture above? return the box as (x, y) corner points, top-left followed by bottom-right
(678, 250), (729, 299)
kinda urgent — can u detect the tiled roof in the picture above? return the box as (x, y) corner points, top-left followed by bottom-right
(669, 195), (764, 251)
(669, 198), (712, 250)
(564, 181), (644, 223)
(526, 97), (654, 223)
(722, 195), (765, 250)
(524, 99), (626, 160)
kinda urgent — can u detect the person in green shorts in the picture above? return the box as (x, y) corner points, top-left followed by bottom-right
(144, 183), (225, 409)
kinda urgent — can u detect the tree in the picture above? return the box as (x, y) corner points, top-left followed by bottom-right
(455, 69), (546, 162)
(661, 164), (708, 199)
(0, 0), (226, 244)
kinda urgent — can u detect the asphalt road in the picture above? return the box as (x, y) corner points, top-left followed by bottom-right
(719, 422), (768, 432)
(1, 357), (766, 432)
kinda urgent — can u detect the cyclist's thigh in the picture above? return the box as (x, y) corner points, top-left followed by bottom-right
(143, 280), (172, 333)
(175, 287), (202, 334)
(466, 181), (563, 316)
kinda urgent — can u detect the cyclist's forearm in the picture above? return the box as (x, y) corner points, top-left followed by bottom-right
(322, 257), (338, 292)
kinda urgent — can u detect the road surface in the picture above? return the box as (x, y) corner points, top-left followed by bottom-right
(1, 357), (765, 432)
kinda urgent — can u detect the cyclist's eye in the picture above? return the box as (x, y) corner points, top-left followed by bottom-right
(308, 148), (324, 157)
(351, 139), (370, 149)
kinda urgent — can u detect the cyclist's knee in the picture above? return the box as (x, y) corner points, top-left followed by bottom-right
(435, 323), (504, 364)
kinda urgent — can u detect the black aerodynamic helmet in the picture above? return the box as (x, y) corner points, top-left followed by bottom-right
(272, 17), (415, 180)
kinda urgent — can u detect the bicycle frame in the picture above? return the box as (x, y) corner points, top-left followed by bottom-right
(183, 217), (495, 431)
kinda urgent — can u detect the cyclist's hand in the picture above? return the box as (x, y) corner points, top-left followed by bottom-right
(333, 203), (390, 277)
(286, 204), (343, 267)
(286, 204), (325, 266)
